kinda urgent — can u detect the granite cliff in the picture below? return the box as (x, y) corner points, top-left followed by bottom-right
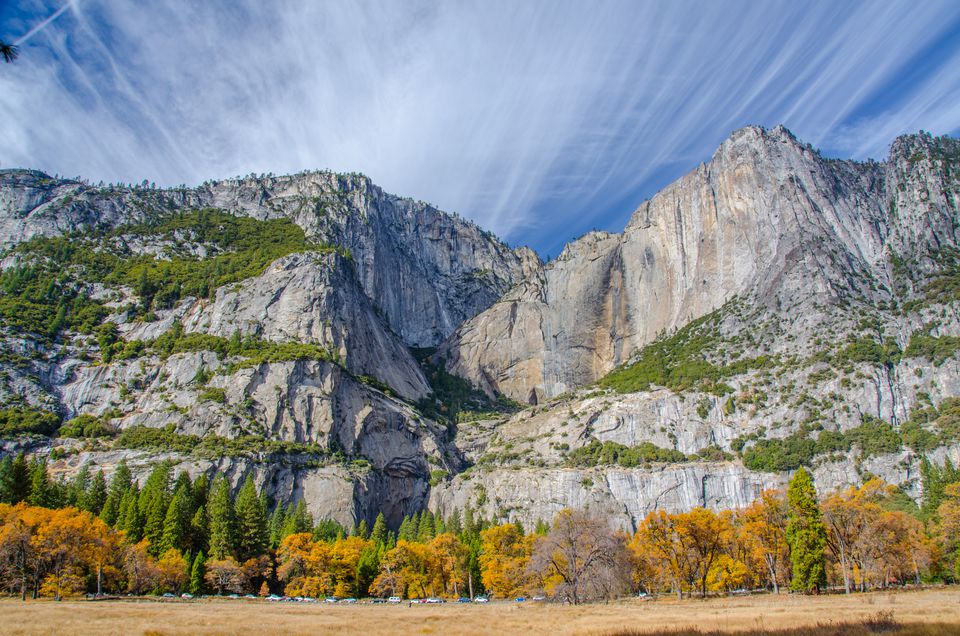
(2, 126), (958, 530)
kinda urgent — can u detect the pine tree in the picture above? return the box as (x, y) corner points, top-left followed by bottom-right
(69, 463), (91, 507)
(100, 461), (132, 525)
(280, 501), (313, 540)
(161, 484), (193, 554)
(357, 544), (380, 595)
(463, 506), (477, 538)
(83, 470), (108, 514)
(172, 471), (192, 499)
(234, 475), (267, 561)
(27, 459), (54, 508)
(0, 455), (12, 504)
(189, 550), (206, 595)
(119, 484), (144, 542)
(417, 510), (435, 542)
(786, 467), (827, 593)
(144, 489), (170, 555)
(397, 515), (413, 542)
(207, 477), (236, 559)
(268, 503), (287, 548)
(190, 505), (209, 556)
(8, 453), (29, 503)
(139, 463), (173, 551)
(313, 518), (345, 542)
(356, 519), (369, 539)
(446, 508), (463, 537)
(370, 512), (388, 547)
(192, 473), (210, 512)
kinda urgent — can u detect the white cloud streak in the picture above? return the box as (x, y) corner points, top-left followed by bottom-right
(1, 0), (958, 254)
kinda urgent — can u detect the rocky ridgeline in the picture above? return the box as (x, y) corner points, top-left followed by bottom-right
(1, 126), (959, 531)
(437, 126), (958, 403)
(0, 168), (538, 347)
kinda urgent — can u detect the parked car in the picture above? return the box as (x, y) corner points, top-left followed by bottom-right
(341, 598), (358, 604)
(532, 595), (546, 602)
(266, 595), (281, 602)
(324, 596), (339, 603)
(473, 596), (489, 603)
(388, 596), (402, 603)
(515, 597), (526, 602)
(181, 593), (194, 599)
(457, 597), (471, 603)
(162, 593), (175, 598)
(425, 597), (444, 604)
(228, 594), (240, 599)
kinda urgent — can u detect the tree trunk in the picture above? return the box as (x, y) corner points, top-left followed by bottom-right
(838, 542), (850, 594)
(97, 564), (103, 596)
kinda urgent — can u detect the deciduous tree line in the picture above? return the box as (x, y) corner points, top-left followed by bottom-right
(2, 455), (960, 602)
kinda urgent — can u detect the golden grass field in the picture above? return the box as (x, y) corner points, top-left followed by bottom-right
(2, 588), (959, 636)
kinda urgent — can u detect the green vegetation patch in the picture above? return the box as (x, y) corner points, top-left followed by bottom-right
(0, 209), (344, 341)
(598, 304), (776, 396)
(115, 424), (330, 461)
(739, 399), (960, 472)
(903, 325), (960, 366)
(58, 412), (119, 439)
(0, 406), (60, 438)
(106, 321), (339, 369)
(831, 336), (900, 368)
(566, 438), (687, 468)
(412, 348), (520, 423)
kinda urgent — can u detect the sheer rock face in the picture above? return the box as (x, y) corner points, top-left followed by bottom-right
(0, 169), (536, 348)
(437, 126), (958, 403)
(427, 444), (960, 532)
(175, 252), (431, 401)
(42, 353), (453, 528)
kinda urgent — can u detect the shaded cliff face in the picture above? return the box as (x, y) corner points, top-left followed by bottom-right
(437, 126), (958, 403)
(0, 169), (537, 348)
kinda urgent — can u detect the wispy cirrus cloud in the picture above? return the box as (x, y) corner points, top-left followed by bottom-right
(1, 0), (958, 255)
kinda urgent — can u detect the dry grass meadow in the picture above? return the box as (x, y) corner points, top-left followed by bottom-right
(2, 588), (959, 636)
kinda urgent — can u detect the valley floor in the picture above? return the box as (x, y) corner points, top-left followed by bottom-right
(2, 588), (959, 636)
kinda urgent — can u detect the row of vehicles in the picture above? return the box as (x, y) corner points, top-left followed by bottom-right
(387, 596), (490, 604)
(159, 593), (546, 603)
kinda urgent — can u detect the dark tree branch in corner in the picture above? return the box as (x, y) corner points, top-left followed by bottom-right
(1, 40), (19, 63)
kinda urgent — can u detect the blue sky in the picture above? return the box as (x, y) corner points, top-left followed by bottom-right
(2, 1), (959, 257)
